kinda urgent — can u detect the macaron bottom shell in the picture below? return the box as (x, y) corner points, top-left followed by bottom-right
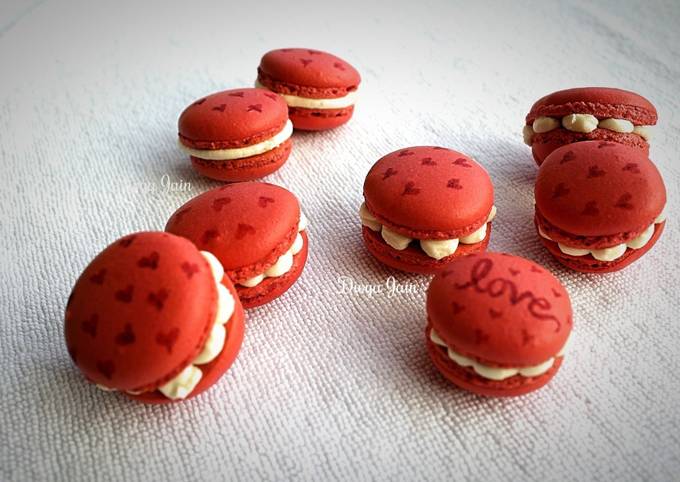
(539, 221), (665, 274)
(190, 138), (292, 182)
(236, 231), (309, 308)
(127, 281), (245, 404)
(426, 330), (563, 397)
(531, 129), (648, 165)
(361, 225), (491, 275)
(288, 106), (354, 131)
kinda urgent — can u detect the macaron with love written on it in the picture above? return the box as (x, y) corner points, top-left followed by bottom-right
(178, 88), (292, 181)
(523, 87), (657, 165)
(535, 141), (666, 273)
(256, 48), (361, 131)
(165, 182), (308, 308)
(360, 146), (496, 274)
(427, 252), (572, 397)
(64, 232), (245, 403)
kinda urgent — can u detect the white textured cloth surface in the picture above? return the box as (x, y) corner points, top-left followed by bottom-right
(1, 1), (679, 480)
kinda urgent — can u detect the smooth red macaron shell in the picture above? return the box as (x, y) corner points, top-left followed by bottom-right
(64, 232), (234, 396)
(426, 252), (572, 397)
(178, 88), (291, 181)
(165, 182), (307, 308)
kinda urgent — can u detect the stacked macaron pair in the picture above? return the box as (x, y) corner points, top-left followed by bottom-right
(177, 48), (361, 182)
(524, 88), (667, 273)
(65, 181), (310, 403)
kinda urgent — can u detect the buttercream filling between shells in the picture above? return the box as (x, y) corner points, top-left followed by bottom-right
(98, 251), (236, 400)
(538, 209), (666, 262)
(179, 119), (293, 161)
(237, 213), (307, 288)
(523, 114), (653, 145)
(359, 203), (496, 260)
(255, 80), (357, 109)
(429, 328), (569, 381)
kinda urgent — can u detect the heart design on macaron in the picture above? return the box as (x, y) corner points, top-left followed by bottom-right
(115, 324), (136, 346)
(166, 182), (309, 309)
(211, 197), (231, 212)
(64, 231), (245, 403)
(155, 328), (180, 354)
(138, 252), (159, 270)
(89, 269), (106, 285)
(535, 142), (666, 273)
(81, 314), (98, 338)
(115, 285), (134, 303)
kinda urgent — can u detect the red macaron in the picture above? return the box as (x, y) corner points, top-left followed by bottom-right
(427, 252), (572, 397)
(535, 141), (666, 273)
(524, 87), (657, 165)
(256, 48), (361, 131)
(64, 232), (245, 403)
(361, 147), (496, 274)
(178, 88), (292, 181)
(165, 182), (308, 308)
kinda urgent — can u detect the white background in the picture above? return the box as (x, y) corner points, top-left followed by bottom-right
(1, 0), (679, 480)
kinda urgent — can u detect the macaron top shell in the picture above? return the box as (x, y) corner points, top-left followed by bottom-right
(526, 87), (657, 125)
(258, 48), (361, 97)
(178, 88), (289, 150)
(165, 182), (301, 276)
(535, 142), (666, 236)
(427, 253), (572, 366)
(64, 232), (216, 392)
(363, 147), (494, 238)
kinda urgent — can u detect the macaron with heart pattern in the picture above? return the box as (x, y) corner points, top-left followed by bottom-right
(361, 146), (496, 274)
(165, 182), (308, 308)
(178, 88), (292, 181)
(523, 87), (656, 165)
(256, 48), (361, 131)
(535, 141), (666, 273)
(427, 252), (572, 397)
(64, 231), (245, 403)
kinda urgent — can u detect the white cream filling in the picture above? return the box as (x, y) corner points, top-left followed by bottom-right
(237, 213), (307, 288)
(562, 113), (599, 133)
(523, 114), (653, 145)
(430, 328), (568, 381)
(360, 203), (496, 260)
(156, 252), (235, 400)
(178, 119), (293, 161)
(538, 212), (665, 262)
(255, 80), (357, 109)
